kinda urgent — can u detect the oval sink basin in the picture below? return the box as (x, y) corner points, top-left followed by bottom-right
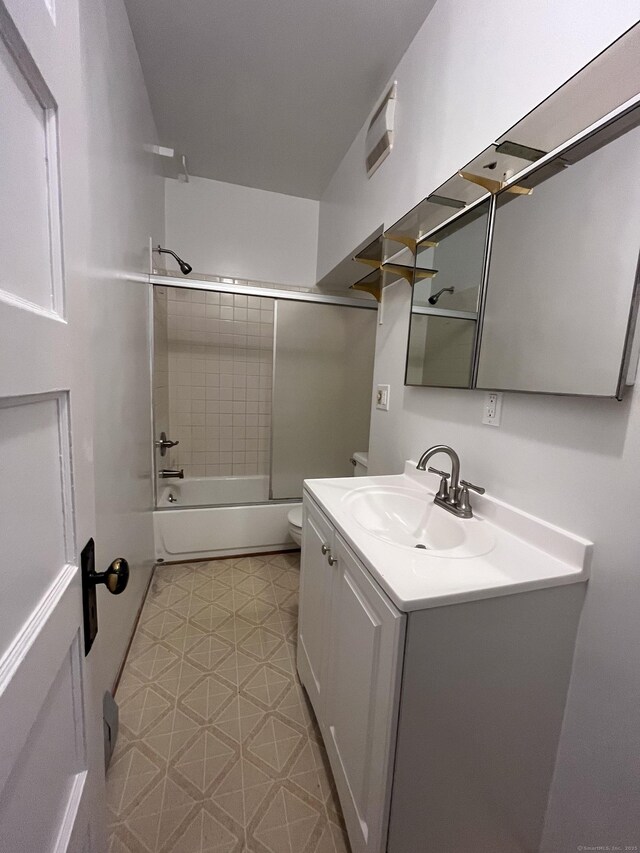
(343, 485), (495, 558)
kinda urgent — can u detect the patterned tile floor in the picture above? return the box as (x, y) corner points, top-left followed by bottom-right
(106, 552), (350, 853)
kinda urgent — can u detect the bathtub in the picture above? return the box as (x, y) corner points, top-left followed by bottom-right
(157, 474), (269, 507)
(154, 475), (300, 562)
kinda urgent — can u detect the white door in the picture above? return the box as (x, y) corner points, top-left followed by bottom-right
(323, 536), (405, 853)
(296, 498), (335, 713)
(0, 0), (106, 850)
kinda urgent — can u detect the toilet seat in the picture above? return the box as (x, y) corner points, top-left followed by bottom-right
(287, 505), (303, 547)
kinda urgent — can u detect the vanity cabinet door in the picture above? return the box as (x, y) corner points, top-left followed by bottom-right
(297, 497), (335, 716)
(323, 535), (406, 853)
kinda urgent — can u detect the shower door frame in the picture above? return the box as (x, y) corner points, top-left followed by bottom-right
(149, 274), (377, 509)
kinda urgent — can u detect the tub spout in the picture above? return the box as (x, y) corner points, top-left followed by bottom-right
(160, 469), (184, 479)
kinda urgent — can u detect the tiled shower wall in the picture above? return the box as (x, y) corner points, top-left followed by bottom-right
(162, 286), (274, 479)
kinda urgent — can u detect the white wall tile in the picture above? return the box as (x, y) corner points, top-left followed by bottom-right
(164, 290), (274, 477)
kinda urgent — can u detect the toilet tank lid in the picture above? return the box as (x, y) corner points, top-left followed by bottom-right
(352, 451), (369, 468)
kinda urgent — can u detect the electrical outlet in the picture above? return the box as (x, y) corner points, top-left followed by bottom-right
(482, 392), (503, 426)
(376, 384), (390, 411)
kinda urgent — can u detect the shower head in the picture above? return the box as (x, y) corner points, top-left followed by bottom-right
(155, 245), (192, 276)
(428, 286), (454, 305)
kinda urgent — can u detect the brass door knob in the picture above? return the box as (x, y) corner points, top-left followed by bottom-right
(91, 558), (130, 595)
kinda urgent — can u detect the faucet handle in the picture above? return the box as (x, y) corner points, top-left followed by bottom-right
(427, 467), (449, 479)
(458, 480), (485, 518)
(428, 467), (450, 501)
(460, 479), (485, 495)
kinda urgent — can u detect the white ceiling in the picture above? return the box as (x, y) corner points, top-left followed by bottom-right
(123, 0), (437, 199)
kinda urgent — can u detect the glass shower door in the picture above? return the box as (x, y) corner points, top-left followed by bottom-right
(152, 284), (376, 508)
(270, 300), (376, 499)
(153, 285), (275, 507)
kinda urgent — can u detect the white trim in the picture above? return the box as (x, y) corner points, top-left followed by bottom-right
(0, 562), (75, 693)
(417, 92), (640, 246)
(45, 105), (65, 318)
(0, 6), (65, 318)
(0, 391), (76, 559)
(56, 392), (77, 561)
(52, 771), (88, 853)
(0, 562), (79, 791)
(0, 287), (66, 321)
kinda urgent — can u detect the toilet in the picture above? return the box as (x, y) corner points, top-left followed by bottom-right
(287, 505), (304, 546)
(350, 451), (369, 476)
(288, 451), (369, 546)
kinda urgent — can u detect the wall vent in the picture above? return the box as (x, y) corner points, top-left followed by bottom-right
(366, 82), (397, 177)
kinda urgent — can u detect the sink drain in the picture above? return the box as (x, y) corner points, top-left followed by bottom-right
(414, 543), (430, 550)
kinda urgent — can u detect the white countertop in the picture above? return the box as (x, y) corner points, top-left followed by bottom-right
(304, 462), (591, 612)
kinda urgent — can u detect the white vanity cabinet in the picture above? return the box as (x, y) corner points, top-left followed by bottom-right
(298, 477), (589, 853)
(297, 496), (405, 853)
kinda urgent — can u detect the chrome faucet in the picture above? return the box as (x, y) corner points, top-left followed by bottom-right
(416, 445), (484, 518)
(160, 468), (184, 479)
(155, 432), (179, 457)
(417, 444), (461, 499)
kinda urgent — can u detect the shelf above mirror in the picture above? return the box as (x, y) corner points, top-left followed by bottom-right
(496, 24), (640, 157)
(353, 234), (384, 270)
(351, 261), (439, 301)
(384, 22), (640, 263)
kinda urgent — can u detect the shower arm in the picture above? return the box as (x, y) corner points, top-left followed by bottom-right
(428, 286), (455, 305)
(154, 245), (192, 276)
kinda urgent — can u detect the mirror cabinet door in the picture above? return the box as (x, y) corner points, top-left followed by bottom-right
(477, 111), (640, 398)
(405, 199), (491, 388)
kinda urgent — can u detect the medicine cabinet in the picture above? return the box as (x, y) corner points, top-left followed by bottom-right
(399, 23), (640, 399)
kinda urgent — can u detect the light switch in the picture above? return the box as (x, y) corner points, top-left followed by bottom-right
(376, 384), (390, 411)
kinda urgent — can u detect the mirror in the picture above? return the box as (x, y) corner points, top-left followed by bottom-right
(399, 23), (640, 399)
(477, 110), (640, 397)
(405, 200), (490, 387)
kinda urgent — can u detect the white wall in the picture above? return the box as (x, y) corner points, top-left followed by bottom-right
(80, 0), (164, 694)
(165, 176), (319, 287)
(318, 1), (640, 848)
